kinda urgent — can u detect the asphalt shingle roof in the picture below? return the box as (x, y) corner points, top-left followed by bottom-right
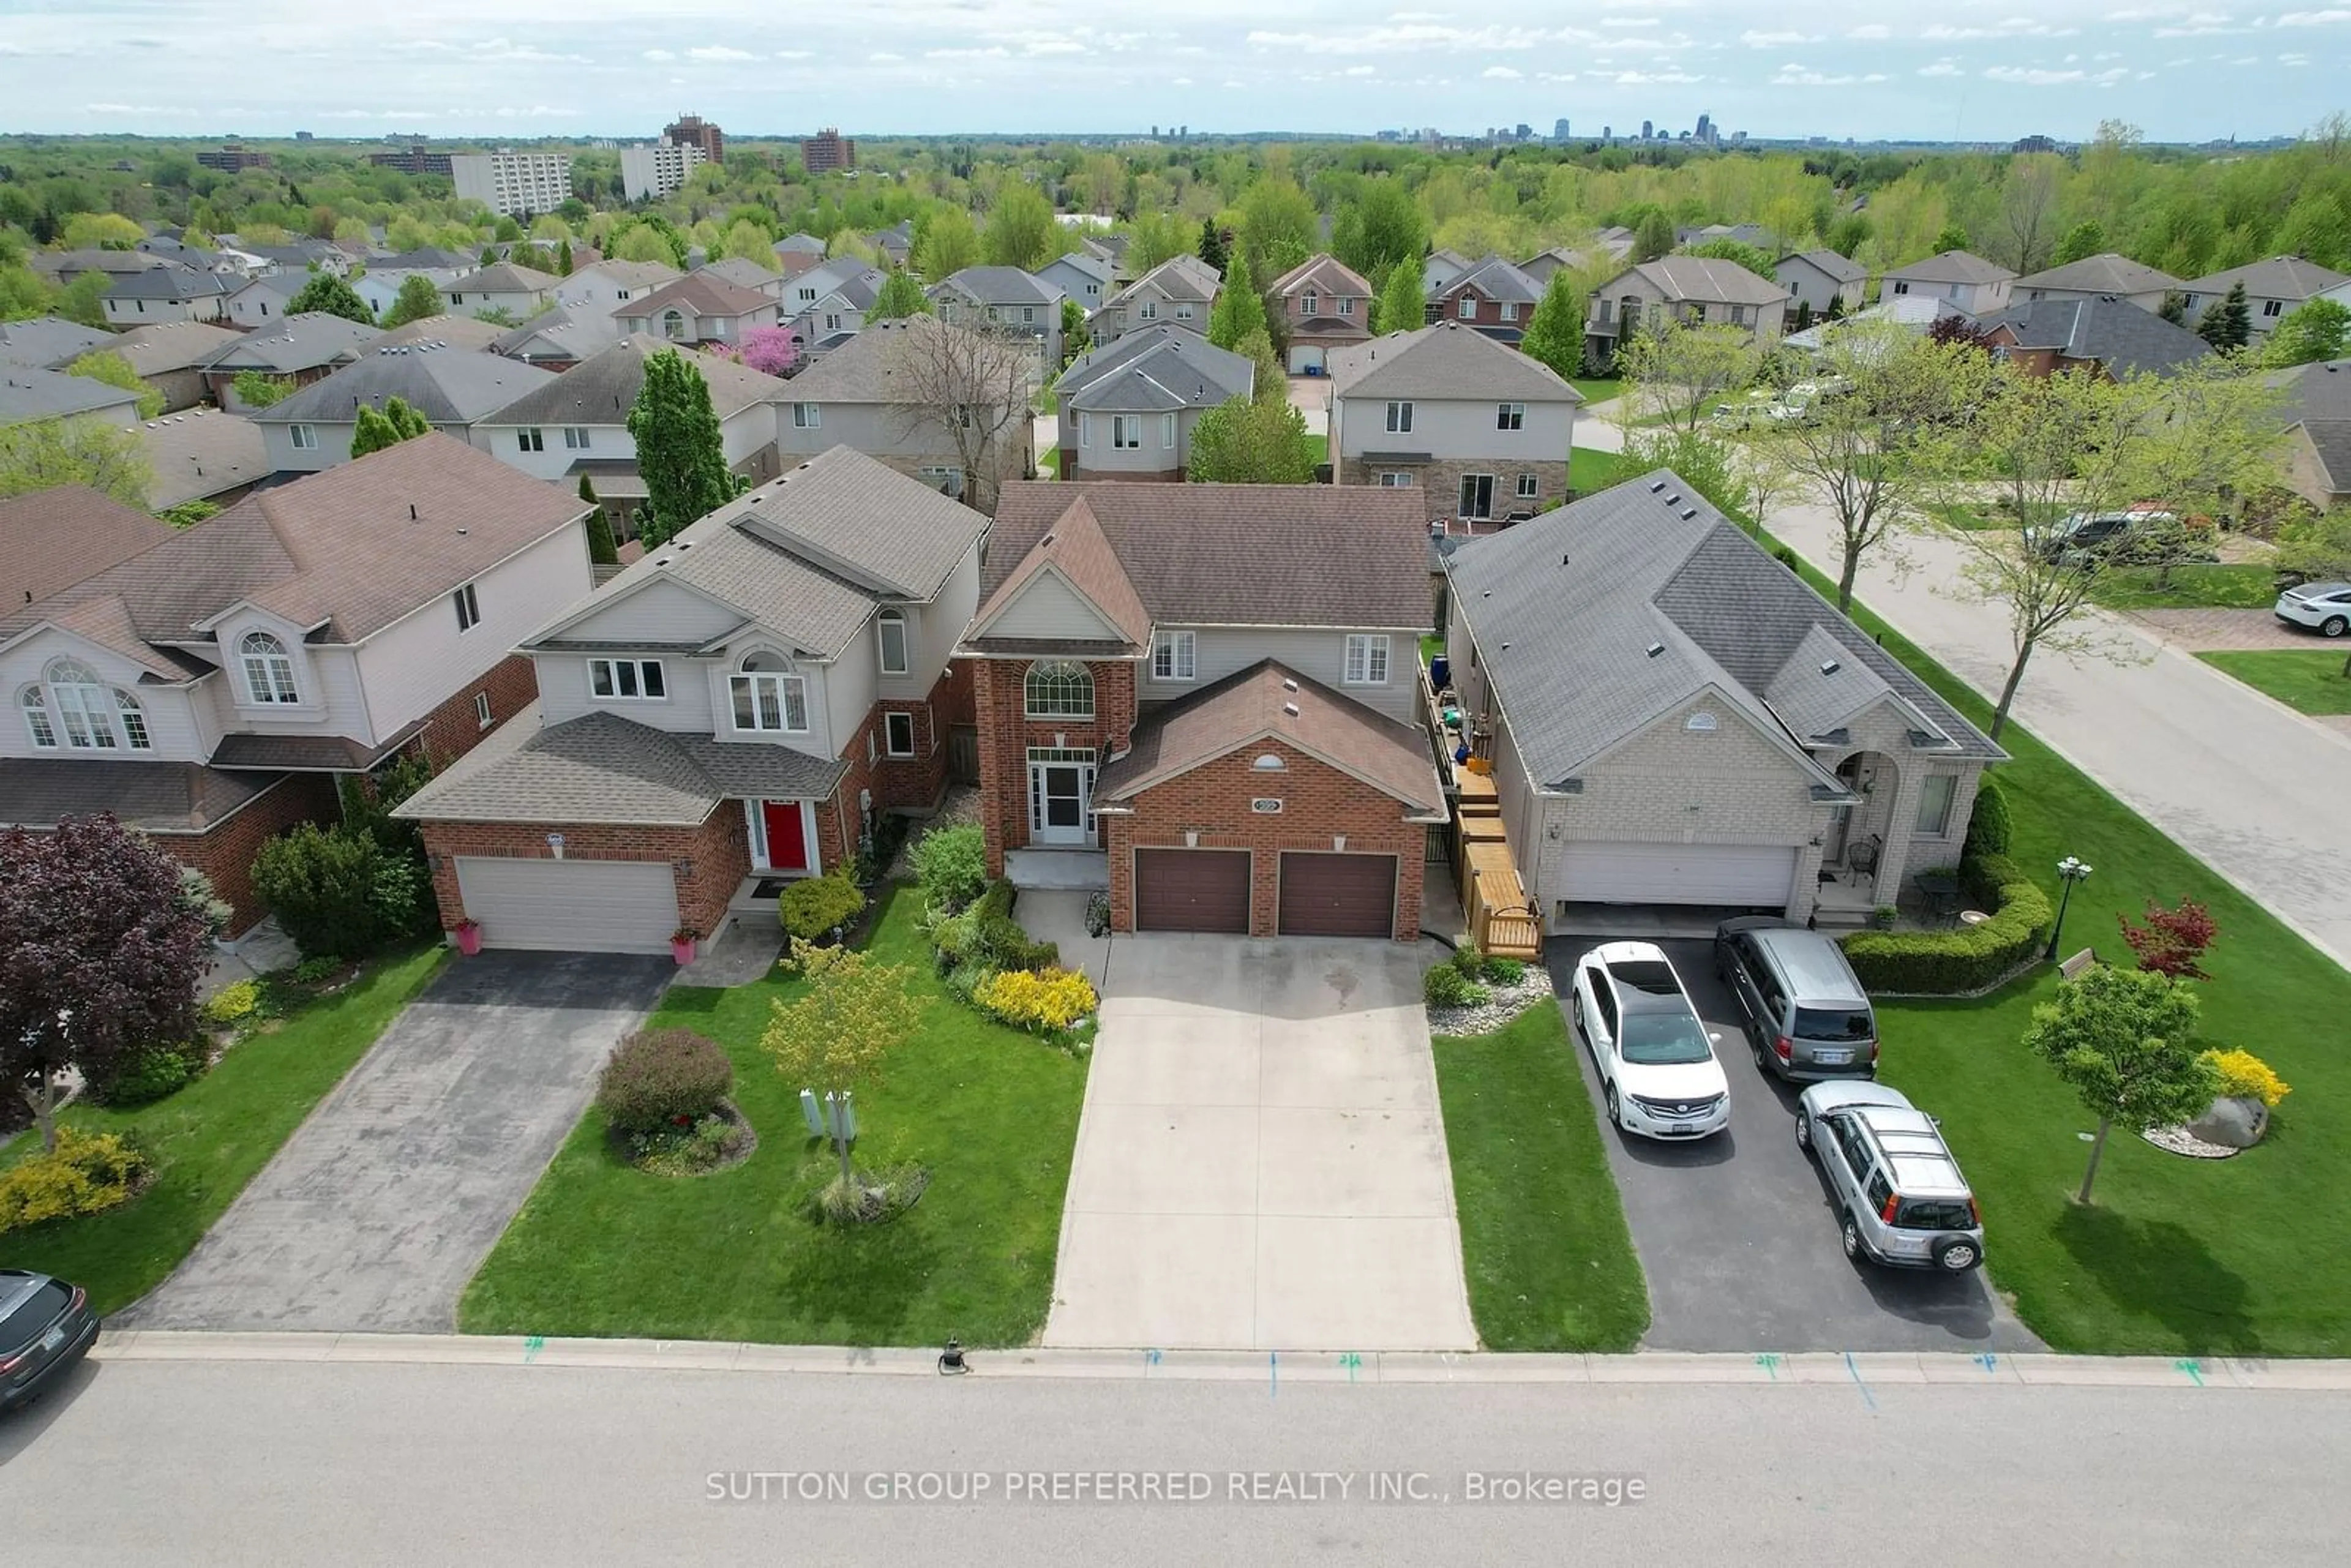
(0, 367), (143, 426)
(2299, 418), (2351, 493)
(1441, 254), (1543, 305)
(1980, 296), (2214, 378)
(698, 257), (781, 291)
(253, 343), (557, 426)
(2014, 253), (2183, 295)
(1327, 321), (1583, 403)
(105, 267), (235, 302)
(1270, 254), (1373, 299)
(370, 314), (507, 352)
(1883, 250), (2015, 287)
(197, 313), (382, 374)
(1607, 255), (1791, 307)
(482, 335), (784, 426)
(779, 317), (1028, 407)
(0, 757), (278, 833)
(137, 408), (271, 510)
(107, 320), (242, 375)
(1054, 323), (1253, 413)
(615, 272), (774, 322)
(0, 486), (174, 612)
(934, 266), (1064, 307)
(0, 317), (116, 371)
(459, 261), (560, 294)
(1444, 473), (2001, 788)
(2184, 254), (2350, 301)
(1108, 253), (1221, 309)
(1780, 249), (1867, 285)
(2271, 358), (2351, 421)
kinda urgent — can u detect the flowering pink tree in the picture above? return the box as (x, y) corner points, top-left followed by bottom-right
(737, 327), (798, 378)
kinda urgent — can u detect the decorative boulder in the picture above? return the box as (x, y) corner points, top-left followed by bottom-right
(2188, 1095), (2270, 1149)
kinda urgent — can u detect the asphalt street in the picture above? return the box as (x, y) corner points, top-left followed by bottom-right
(6, 1348), (2349, 1564)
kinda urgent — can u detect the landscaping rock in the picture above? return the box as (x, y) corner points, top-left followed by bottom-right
(1427, 964), (1556, 1036)
(2187, 1094), (2270, 1149)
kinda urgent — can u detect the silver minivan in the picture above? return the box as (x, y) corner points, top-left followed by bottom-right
(1714, 917), (1878, 1081)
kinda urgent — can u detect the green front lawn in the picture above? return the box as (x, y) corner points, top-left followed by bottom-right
(1305, 432), (1329, 468)
(1037, 446), (1059, 477)
(2197, 649), (2351, 714)
(1771, 535), (2351, 1356)
(2089, 563), (2280, 611)
(459, 886), (1089, 1346)
(3, 947), (444, 1315)
(1569, 446), (1618, 497)
(1570, 377), (1623, 405)
(1433, 1004), (1649, 1351)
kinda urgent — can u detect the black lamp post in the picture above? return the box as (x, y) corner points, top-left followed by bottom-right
(2045, 855), (2093, 963)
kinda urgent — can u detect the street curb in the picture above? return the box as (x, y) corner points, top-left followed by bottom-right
(91, 1331), (2351, 1390)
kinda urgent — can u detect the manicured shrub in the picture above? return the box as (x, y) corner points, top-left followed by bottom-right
(1838, 852), (2052, 994)
(1480, 956), (1526, 986)
(779, 869), (867, 943)
(1424, 963), (1490, 1008)
(1451, 940), (1485, 979)
(250, 822), (424, 959)
(81, 1038), (208, 1108)
(909, 822), (988, 912)
(973, 967), (1100, 1033)
(0, 1128), (151, 1232)
(292, 956), (343, 985)
(970, 879), (1060, 972)
(1962, 774), (2014, 861)
(2202, 1048), (2291, 1107)
(203, 980), (263, 1028)
(596, 1027), (733, 1136)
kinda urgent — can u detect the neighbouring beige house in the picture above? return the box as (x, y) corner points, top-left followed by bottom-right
(1441, 476), (2004, 932)
(1583, 256), (1790, 369)
(2012, 253), (2182, 313)
(1878, 250), (2015, 315)
(1774, 250), (1868, 323)
(1093, 254), (1221, 345)
(2183, 255), (2351, 343)
(1327, 321), (1581, 523)
(772, 317), (1031, 502)
(1052, 323), (1254, 481)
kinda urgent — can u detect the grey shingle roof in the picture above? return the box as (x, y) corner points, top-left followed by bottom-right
(2271, 358), (2351, 422)
(1327, 321), (1583, 403)
(615, 272), (774, 322)
(389, 707), (847, 827)
(1980, 296), (2213, 378)
(370, 313), (508, 352)
(2014, 253), (2182, 295)
(1441, 254), (1543, 305)
(698, 257), (781, 291)
(253, 343), (557, 426)
(934, 266), (1064, 307)
(564, 258), (681, 293)
(984, 481), (1431, 631)
(779, 316), (1014, 404)
(1270, 253), (1373, 299)
(487, 302), (621, 365)
(108, 320), (242, 375)
(1780, 249), (1867, 285)
(0, 367), (143, 426)
(0, 317), (117, 371)
(1609, 255), (1791, 307)
(1884, 250), (2015, 287)
(1444, 473), (2001, 788)
(458, 261), (560, 294)
(2184, 254), (2350, 301)
(481, 336), (784, 427)
(1054, 323), (1253, 413)
(106, 267), (236, 302)
(197, 313), (381, 374)
(2299, 418), (2351, 493)
(137, 408), (271, 509)
(1107, 253), (1221, 309)
(774, 233), (827, 256)
(370, 246), (478, 271)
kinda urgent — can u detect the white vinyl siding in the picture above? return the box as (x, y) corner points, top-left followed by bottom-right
(1151, 629), (1196, 681)
(1343, 633), (1390, 686)
(979, 571), (1122, 642)
(589, 658), (667, 700)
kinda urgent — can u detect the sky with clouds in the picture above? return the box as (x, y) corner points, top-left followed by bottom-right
(2, 1), (2345, 143)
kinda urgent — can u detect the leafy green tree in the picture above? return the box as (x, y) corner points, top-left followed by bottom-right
(1374, 253), (1427, 335)
(1234, 328), (1286, 405)
(1124, 211), (1190, 274)
(870, 269), (929, 321)
(2197, 280), (2252, 350)
(1237, 174), (1318, 280)
(1617, 320), (1768, 433)
(763, 940), (923, 1206)
(287, 271), (375, 325)
(0, 416), (151, 506)
(381, 272), (445, 328)
(826, 227), (878, 264)
(60, 212), (144, 250)
(2261, 298), (2351, 367)
(2025, 965), (2217, 1205)
(557, 239), (574, 276)
(612, 224), (680, 268)
(66, 350), (163, 419)
(1824, 212), (1872, 259)
(1207, 240), (1269, 350)
(349, 396), (431, 459)
(2052, 220), (2107, 267)
(579, 475), (619, 566)
(1932, 222), (1973, 255)
(55, 271), (110, 329)
(1059, 296), (1090, 363)
(1520, 269), (1588, 379)
(628, 348), (738, 547)
(1632, 210), (1674, 262)
(1684, 238), (1779, 279)
(2158, 291), (2188, 325)
(1196, 219), (1228, 275)
(984, 182), (1059, 271)
(2274, 507), (2351, 585)
(1188, 394), (1314, 483)
(159, 499), (220, 528)
(231, 369), (296, 409)
(1605, 426), (1742, 520)
(913, 208), (981, 280)
(1332, 178), (1427, 285)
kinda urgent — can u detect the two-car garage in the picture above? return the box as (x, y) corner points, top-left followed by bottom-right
(452, 858), (681, 955)
(1130, 847), (1400, 939)
(1555, 842), (1800, 911)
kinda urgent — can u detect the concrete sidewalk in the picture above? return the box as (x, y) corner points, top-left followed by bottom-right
(1772, 500), (2351, 970)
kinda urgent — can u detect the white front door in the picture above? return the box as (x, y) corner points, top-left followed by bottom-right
(1028, 755), (1095, 846)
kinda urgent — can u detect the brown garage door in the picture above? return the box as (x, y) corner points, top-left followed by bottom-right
(1134, 848), (1251, 933)
(1277, 852), (1398, 939)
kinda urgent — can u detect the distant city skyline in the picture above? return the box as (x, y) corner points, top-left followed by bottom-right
(2, 1), (2346, 144)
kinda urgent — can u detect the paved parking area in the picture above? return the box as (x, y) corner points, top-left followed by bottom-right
(1043, 936), (1476, 1352)
(2129, 608), (2309, 651)
(127, 952), (675, 1332)
(1548, 936), (2043, 1354)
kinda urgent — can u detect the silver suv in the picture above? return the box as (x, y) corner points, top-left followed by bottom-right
(1796, 1081), (1984, 1272)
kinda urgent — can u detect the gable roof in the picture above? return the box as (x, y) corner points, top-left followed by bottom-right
(536, 446), (988, 661)
(773, 232), (828, 256)
(933, 266), (1065, 307)
(614, 271), (773, 321)
(1605, 255), (1790, 307)
(779, 315), (1028, 405)
(253, 342), (557, 426)
(1980, 296), (2213, 378)
(966, 494), (1152, 652)
(1038, 251), (1115, 287)
(1779, 249), (1867, 285)
(0, 435), (587, 666)
(107, 320), (243, 375)
(0, 317), (117, 372)
(1108, 253), (1221, 309)
(2295, 418), (2351, 495)
(1052, 322), (1254, 413)
(481, 335), (784, 426)
(459, 261), (560, 294)
(0, 367), (143, 426)
(107, 267), (236, 302)
(1270, 253), (1373, 298)
(1443, 472), (2001, 789)
(2014, 252), (2182, 295)
(2184, 253), (2350, 300)
(1097, 659), (1445, 814)
(697, 257), (781, 291)
(564, 258), (681, 293)
(197, 312), (382, 374)
(370, 246), (478, 271)
(1884, 249), (2015, 286)
(370, 313), (507, 352)
(1438, 253), (1543, 305)
(979, 482), (1430, 637)
(1327, 321), (1583, 403)
(487, 302), (621, 365)
(0, 486), (175, 613)
(137, 408), (272, 510)
(2268, 356), (2351, 422)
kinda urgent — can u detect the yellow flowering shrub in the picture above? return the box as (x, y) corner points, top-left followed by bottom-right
(973, 967), (1099, 1033)
(203, 979), (262, 1028)
(2202, 1049), (2290, 1108)
(0, 1128), (152, 1233)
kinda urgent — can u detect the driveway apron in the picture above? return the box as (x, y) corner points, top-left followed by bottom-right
(126, 951), (675, 1332)
(1044, 936), (1477, 1352)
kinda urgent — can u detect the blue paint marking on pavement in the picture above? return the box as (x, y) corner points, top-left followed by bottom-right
(523, 1335), (545, 1364)
(1976, 1352), (1999, 1375)
(1269, 1351), (1278, 1399)
(1845, 1352), (1877, 1410)
(1755, 1352), (1782, 1381)
(1144, 1349), (1161, 1376)
(2176, 1358), (2206, 1387)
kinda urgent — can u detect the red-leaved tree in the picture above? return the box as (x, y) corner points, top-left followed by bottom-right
(2118, 896), (2219, 981)
(0, 816), (214, 1149)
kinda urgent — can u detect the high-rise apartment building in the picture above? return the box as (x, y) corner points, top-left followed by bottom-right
(450, 151), (574, 217)
(197, 144), (269, 172)
(620, 141), (708, 201)
(1554, 118), (1571, 142)
(662, 114), (724, 164)
(369, 143), (455, 177)
(802, 128), (857, 174)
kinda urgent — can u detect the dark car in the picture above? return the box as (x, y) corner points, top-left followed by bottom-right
(1, 1269), (102, 1412)
(1714, 917), (1879, 1081)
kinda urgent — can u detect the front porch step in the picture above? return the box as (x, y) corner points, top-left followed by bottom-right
(1005, 848), (1110, 892)
(1809, 904), (1878, 931)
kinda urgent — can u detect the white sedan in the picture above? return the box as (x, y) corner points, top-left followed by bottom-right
(1568, 941), (1731, 1140)
(2275, 580), (2351, 639)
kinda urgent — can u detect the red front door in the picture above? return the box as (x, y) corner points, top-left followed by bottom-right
(762, 801), (808, 872)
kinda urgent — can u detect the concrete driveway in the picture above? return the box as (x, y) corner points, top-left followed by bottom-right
(1550, 936), (2042, 1354)
(126, 951), (674, 1332)
(1043, 936), (1476, 1351)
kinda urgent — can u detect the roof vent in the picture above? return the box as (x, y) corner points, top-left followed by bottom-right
(1281, 678), (1299, 692)
(1679, 507), (1698, 520)
(1646, 641), (1666, 658)
(1281, 702), (1300, 717)
(1665, 493), (1682, 506)
(1820, 658), (1842, 676)
(1560, 552), (1570, 566)
(408, 504), (417, 520)
(1040, 532), (1056, 547)
(1648, 479), (1666, 493)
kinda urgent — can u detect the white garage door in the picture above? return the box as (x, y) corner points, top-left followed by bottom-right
(1287, 343), (1325, 375)
(454, 858), (680, 955)
(1558, 842), (1798, 907)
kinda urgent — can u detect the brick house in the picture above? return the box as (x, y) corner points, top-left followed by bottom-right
(1326, 321), (1583, 523)
(1583, 256), (1792, 369)
(958, 483), (1444, 941)
(0, 440), (593, 932)
(1978, 296), (2213, 381)
(1269, 253), (1373, 374)
(1423, 253), (1544, 346)
(1441, 475), (2003, 932)
(394, 448), (988, 954)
